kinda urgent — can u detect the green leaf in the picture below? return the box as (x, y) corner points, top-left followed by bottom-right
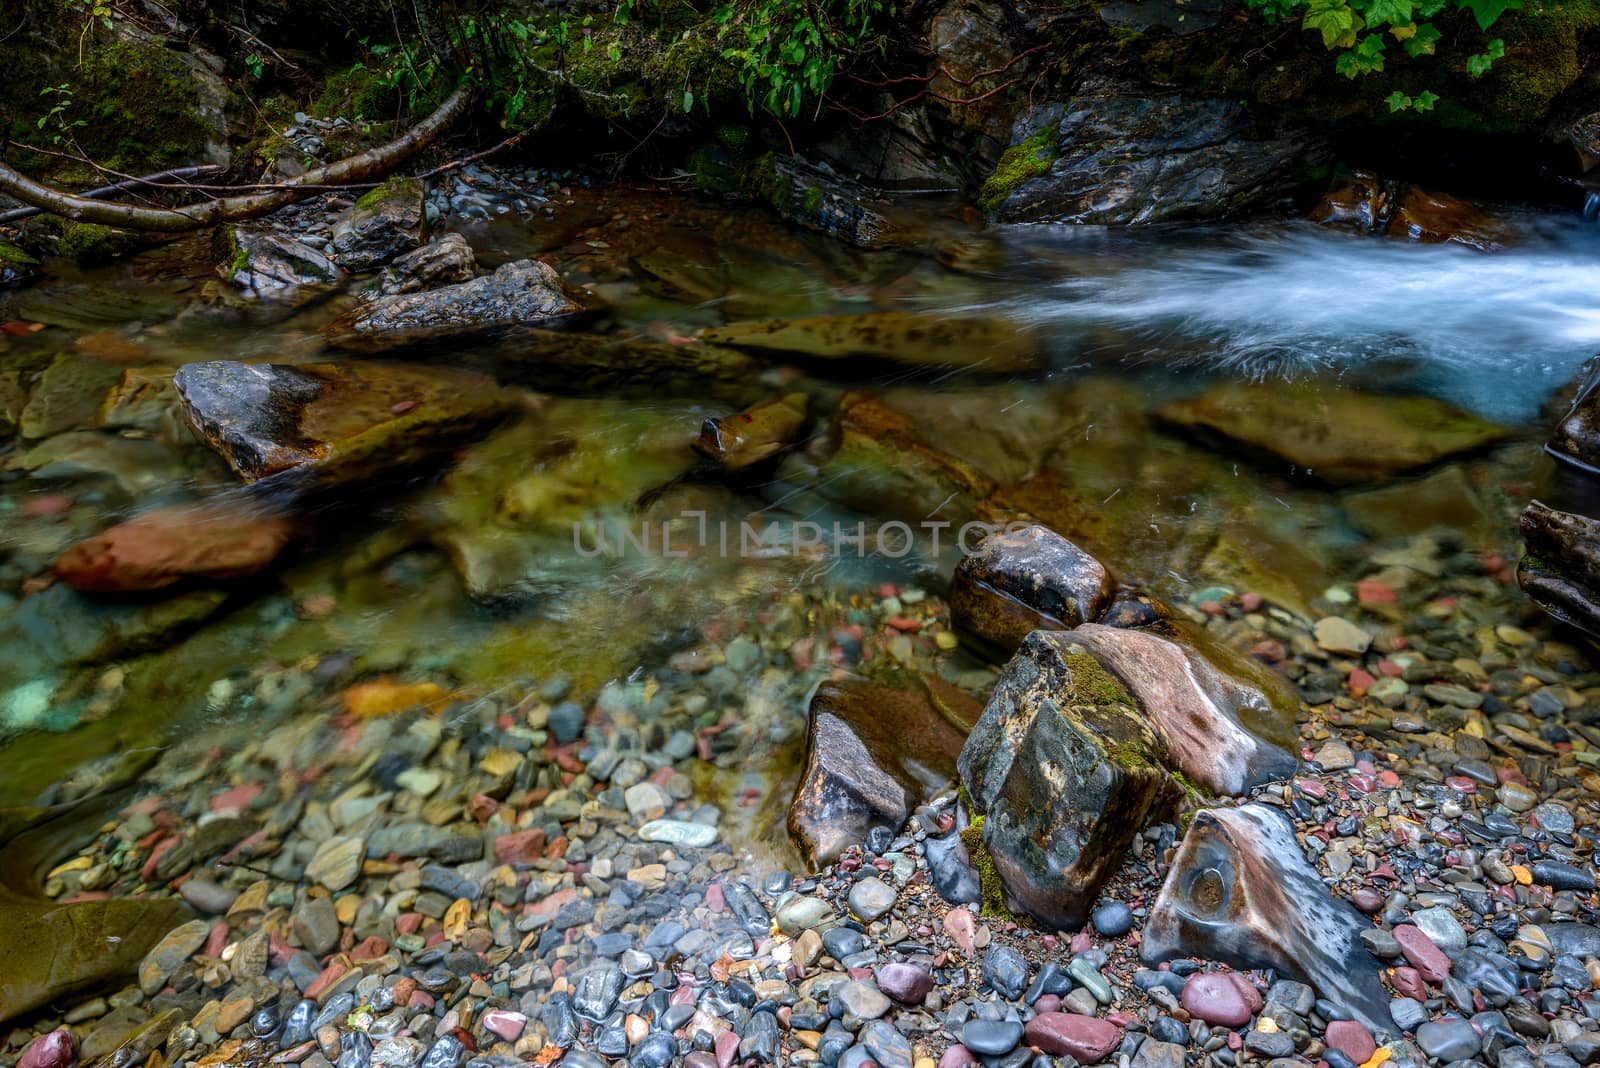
(683, 89), (695, 112)
(1456, 0), (1519, 29)
(1385, 90), (1413, 110)
(1363, 0), (1413, 25)
(1413, 89), (1440, 109)
(1303, 0), (1361, 48)
(1402, 21), (1441, 54)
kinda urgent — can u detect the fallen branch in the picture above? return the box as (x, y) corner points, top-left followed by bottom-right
(0, 165), (223, 224)
(0, 85), (473, 231)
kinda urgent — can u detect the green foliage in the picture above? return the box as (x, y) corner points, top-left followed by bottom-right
(712, 0), (892, 117)
(1242, 0), (1524, 94)
(35, 84), (86, 146)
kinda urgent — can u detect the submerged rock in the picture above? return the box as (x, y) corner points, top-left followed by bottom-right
(55, 500), (297, 593)
(215, 227), (342, 299)
(694, 393), (810, 471)
(991, 94), (1327, 225)
(1156, 379), (1510, 483)
(1546, 360), (1600, 473)
(815, 392), (995, 525)
(0, 242), (41, 288)
(1311, 168), (1511, 250)
(951, 523), (1113, 653)
(789, 670), (981, 868)
(702, 313), (1041, 372)
(1141, 803), (1392, 1036)
(1519, 500), (1600, 637)
(1067, 623), (1297, 795)
(19, 353), (125, 440)
(375, 233), (476, 296)
(325, 259), (582, 344)
(958, 630), (1184, 930)
(173, 360), (513, 488)
(330, 177), (425, 270)
(756, 156), (918, 248)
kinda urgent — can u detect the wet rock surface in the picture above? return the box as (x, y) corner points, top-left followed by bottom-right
(950, 524), (1113, 652)
(993, 93), (1328, 225)
(702, 313), (1041, 372)
(693, 393), (810, 472)
(325, 259), (583, 346)
(330, 178), (426, 271)
(54, 500), (297, 592)
(216, 227), (343, 299)
(173, 360), (513, 487)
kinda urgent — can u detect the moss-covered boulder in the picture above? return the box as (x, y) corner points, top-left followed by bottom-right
(215, 227), (344, 300)
(958, 630), (1185, 930)
(790, 670), (983, 868)
(330, 177), (427, 271)
(1156, 378), (1511, 483)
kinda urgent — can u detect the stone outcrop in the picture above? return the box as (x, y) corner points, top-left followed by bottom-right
(951, 524), (1114, 652)
(215, 227), (342, 299)
(324, 259), (583, 347)
(330, 177), (426, 270)
(1142, 803), (1393, 1037)
(375, 233), (477, 296)
(990, 93), (1328, 225)
(1311, 168), (1513, 250)
(1156, 379), (1510, 483)
(1519, 500), (1600, 638)
(695, 393), (811, 471)
(958, 630), (1184, 930)
(789, 670), (982, 868)
(172, 360), (514, 488)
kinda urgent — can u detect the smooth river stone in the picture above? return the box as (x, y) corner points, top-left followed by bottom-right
(1023, 1013), (1123, 1062)
(1142, 803), (1393, 1037)
(636, 819), (719, 848)
(1180, 973), (1262, 1028)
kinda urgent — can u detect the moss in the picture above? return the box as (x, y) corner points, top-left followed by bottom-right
(977, 126), (1057, 215)
(960, 817), (1034, 927)
(802, 186), (824, 215)
(74, 38), (214, 172)
(0, 244), (39, 267)
(315, 63), (404, 121)
(1062, 650), (1135, 709)
(56, 221), (137, 265)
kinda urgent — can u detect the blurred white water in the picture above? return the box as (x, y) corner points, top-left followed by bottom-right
(1001, 218), (1600, 421)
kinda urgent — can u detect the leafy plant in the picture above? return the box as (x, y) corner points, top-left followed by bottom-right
(36, 84), (87, 146)
(713, 0), (892, 118)
(1243, 0), (1521, 94)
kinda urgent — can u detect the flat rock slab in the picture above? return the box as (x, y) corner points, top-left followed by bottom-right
(325, 259), (582, 344)
(694, 393), (810, 471)
(173, 360), (514, 488)
(789, 670), (981, 868)
(1141, 803), (1392, 1036)
(1157, 380), (1509, 484)
(702, 313), (1042, 372)
(55, 500), (297, 593)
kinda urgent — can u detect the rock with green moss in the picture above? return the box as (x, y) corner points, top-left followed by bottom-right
(1067, 622), (1298, 795)
(958, 630), (1185, 930)
(215, 226), (343, 300)
(991, 92), (1328, 224)
(978, 127), (1058, 215)
(331, 177), (426, 271)
(1156, 378), (1511, 483)
(749, 155), (922, 249)
(0, 243), (40, 288)
(790, 670), (983, 868)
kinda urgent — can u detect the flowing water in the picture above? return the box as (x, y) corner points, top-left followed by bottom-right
(0, 187), (1596, 855)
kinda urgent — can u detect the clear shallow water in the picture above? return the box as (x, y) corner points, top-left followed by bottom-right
(0, 190), (1592, 821)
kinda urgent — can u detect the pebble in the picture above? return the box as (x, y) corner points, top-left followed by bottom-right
(960, 1020), (1023, 1056)
(1181, 973), (1261, 1027)
(1415, 1019), (1482, 1060)
(1091, 900), (1134, 936)
(1315, 617), (1372, 656)
(305, 836), (365, 892)
(848, 877), (897, 921)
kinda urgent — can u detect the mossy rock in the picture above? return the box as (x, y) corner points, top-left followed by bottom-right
(978, 127), (1058, 215)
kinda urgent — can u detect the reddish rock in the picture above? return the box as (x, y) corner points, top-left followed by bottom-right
(19, 1030), (75, 1068)
(876, 962), (934, 1003)
(939, 1046), (978, 1068)
(303, 962), (348, 1000)
(1393, 924), (1452, 983)
(1391, 965), (1428, 1002)
(482, 1010), (526, 1041)
(1024, 1013), (1123, 1062)
(210, 783), (263, 814)
(1180, 972), (1262, 1028)
(944, 907), (977, 954)
(714, 1029), (740, 1068)
(1350, 888), (1385, 913)
(55, 502), (296, 593)
(492, 829), (547, 865)
(1325, 1020), (1377, 1064)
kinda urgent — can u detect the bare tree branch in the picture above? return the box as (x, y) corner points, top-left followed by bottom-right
(0, 85), (473, 232)
(0, 165), (223, 224)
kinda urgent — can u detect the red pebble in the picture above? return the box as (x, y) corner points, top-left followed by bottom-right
(1325, 1021), (1377, 1064)
(705, 883), (726, 913)
(1347, 668), (1375, 696)
(395, 912), (423, 935)
(1239, 592), (1264, 612)
(1393, 924), (1452, 983)
(1445, 776), (1478, 794)
(303, 963), (348, 1000)
(204, 921), (229, 958)
(1390, 965), (1427, 1003)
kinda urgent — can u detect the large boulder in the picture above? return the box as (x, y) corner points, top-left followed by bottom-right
(330, 177), (426, 270)
(958, 630), (1184, 930)
(990, 93), (1328, 225)
(1156, 379), (1510, 483)
(55, 500), (297, 593)
(374, 233), (477, 296)
(1142, 804), (1392, 1037)
(789, 670), (982, 868)
(702, 313), (1042, 373)
(1067, 623), (1297, 796)
(324, 259), (583, 346)
(951, 524), (1114, 652)
(1519, 500), (1600, 638)
(172, 360), (514, 488)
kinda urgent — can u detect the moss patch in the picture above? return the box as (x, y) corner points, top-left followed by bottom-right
(56, 221), (139, 265)
(960, 816), (1034, 927)
(74, 39), (214, 172)
(977, 127), (1057, 215)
